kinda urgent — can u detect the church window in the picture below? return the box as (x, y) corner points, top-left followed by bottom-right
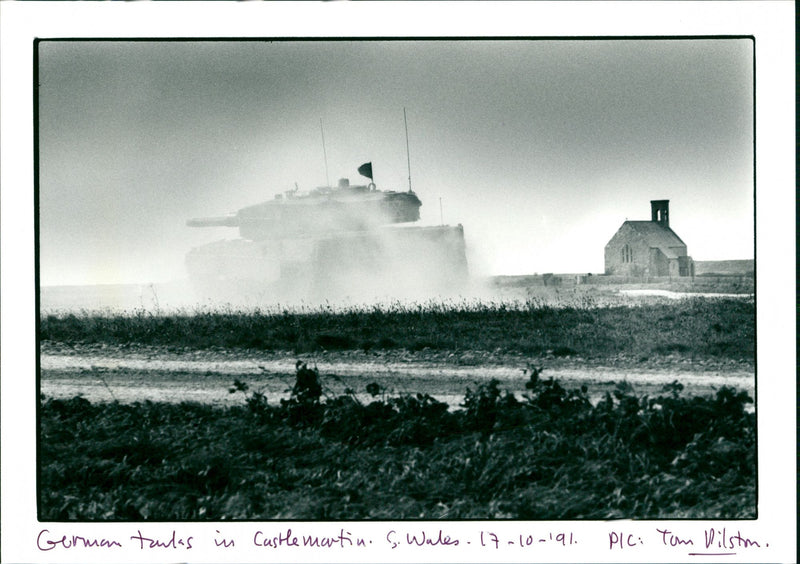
(621, 244), (633, 263)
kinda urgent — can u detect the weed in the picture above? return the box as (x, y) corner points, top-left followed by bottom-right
(39, 361), (755, 520)
(280, 361), (323, 427)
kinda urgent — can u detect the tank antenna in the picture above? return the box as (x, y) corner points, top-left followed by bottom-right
(320, 118), (330, 187)
(404, 107), (412, 193)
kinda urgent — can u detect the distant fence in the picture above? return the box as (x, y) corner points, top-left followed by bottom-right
(491, 273), (754, 291)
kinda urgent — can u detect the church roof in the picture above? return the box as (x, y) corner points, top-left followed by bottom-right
(621, 221), (687, 258)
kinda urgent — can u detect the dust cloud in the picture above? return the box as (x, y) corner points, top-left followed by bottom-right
(39, 268), (491, 315)
(42, 177), (497, 314)
(175, 176), (476, 310)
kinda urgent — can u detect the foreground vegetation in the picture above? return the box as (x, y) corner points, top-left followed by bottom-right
(40, 297), (754, 360)
(40, 364), (755, 520)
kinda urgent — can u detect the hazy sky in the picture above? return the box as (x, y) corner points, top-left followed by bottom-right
(38, 38), (753, 286)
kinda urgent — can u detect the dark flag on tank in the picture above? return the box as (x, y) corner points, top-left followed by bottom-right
(358, 162), (373, 180)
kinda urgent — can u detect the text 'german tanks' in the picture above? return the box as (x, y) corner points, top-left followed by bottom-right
(186, 165), (468, 302)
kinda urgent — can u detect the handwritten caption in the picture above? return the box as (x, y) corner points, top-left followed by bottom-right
(610, 527), (768, 556)
(36, 526), (769, 556)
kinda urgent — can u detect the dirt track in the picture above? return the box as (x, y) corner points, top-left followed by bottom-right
(40, 343), (755, 408)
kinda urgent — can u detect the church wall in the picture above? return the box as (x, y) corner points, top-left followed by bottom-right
(605, 224), (691, 277)
(650, 247), (670, 276)
(605, 224), (653, 276)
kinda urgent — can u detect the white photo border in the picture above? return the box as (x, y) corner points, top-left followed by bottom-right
(1, 2), (795, 563)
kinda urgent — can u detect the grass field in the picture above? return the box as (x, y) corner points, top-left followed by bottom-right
(38, 296), (756, 520)
(40, 366), (754, 520)
(40, 297), (755, 361)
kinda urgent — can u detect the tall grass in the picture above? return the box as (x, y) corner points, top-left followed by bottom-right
(40, 297), (754, 360)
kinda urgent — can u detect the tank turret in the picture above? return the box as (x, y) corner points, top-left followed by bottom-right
(187, 173), (422, 240)
(186, 164), (467, 301)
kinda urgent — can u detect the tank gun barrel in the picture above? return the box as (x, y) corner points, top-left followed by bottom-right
(186, 166), (422, 241)
(187, 215), (239, 228)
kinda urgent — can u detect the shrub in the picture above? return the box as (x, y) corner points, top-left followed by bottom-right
(282, 362), (324, 427)
(388, 394), (452, 446)
(319, 395), (372, 444)
(39, 362), (755, 520)
(460, 379), (516, 436)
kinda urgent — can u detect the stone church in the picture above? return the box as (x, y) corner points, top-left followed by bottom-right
(605, 200), (694, 277)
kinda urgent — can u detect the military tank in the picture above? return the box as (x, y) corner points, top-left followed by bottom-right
(186, 164), (468, 301)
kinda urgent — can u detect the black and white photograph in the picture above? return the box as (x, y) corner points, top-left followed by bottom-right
(36, 34), (757, 519)
(1, 2), (795, 563)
